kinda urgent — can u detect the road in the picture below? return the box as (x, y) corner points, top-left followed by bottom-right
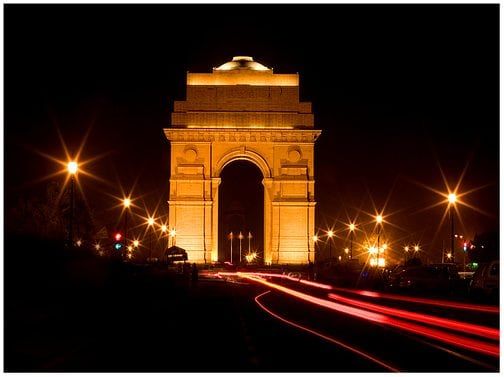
(5, 260), (499, 372)
(204, 270), (499, 372)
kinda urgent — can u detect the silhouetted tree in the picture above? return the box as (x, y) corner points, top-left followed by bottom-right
(7, 181), (95, 241)
(469, 231), (499, 263)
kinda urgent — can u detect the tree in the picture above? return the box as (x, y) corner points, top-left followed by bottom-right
(469, 231), (498, 263)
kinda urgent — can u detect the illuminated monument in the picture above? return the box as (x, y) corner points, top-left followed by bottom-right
(164, 56), (321, 264)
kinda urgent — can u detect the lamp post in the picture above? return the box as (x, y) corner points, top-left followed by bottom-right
(147, 217), (155, 260)
(169, 228), (177, 247)
(123, 198), (131, 258)
(327, 230), (334, 262)
(67, 161), (78, 247)
(238, 231), (244, 263)
(161, 224), (168, 251)
(348, 223), (356, 259)
(448, 193), (457, 264)
(375, 215), (383, 267)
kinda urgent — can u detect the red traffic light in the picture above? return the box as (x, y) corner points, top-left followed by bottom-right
(114, 232), (122, 241)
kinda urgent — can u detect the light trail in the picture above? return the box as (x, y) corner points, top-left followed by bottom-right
(327, 293), (499, 341)
(246, 272), (498, 314)
(329, 287), (499, 314)
(240, 273), (499, 358)
(209, 270), (498, 314)
(254, 291), (400, 372)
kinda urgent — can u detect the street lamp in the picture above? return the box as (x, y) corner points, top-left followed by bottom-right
(375, 214), (383, 267)
(169, 228), (177, 247)
(160, 224), (168, 251)
(348, 223), (356, 259)
(327, 230), (334, 262)
(447, 192), (457, 263)
(368, 246), (378, 266)
(414, 245), (420, 255)
(133, 239), (140, 248)
(122, 197), (132, 257)
(344, 247), (350, 259)
(67, 160), (78, 247)
(147, 216), (155, 260)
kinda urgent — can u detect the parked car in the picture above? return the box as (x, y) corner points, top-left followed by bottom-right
(470, 260), (499, 301)
(387, 264), (460, 293)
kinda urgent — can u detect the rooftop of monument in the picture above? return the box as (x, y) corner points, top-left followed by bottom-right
(214, 56), (271, 72)
(186, 56), (299, 86)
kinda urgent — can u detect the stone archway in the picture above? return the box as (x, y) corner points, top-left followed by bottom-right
(164, 56), (321, 264)
(218, 159), (264, 263)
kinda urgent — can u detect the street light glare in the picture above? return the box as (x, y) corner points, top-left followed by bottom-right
(327, 230), (334, 238)
(169, 228), (177, 238)
(448, 193), (457, 204)
(148, 217), (155, 226)
(375, 215), (383, 224)
(67, 161), (78, 175)
(133, 240), (140, 247)
(123, 198), (131, 208)
(161, 224), (168, 233)
(312, 235), (319, 242)
(349, 223), (356, 232)
(414, 245), (420, 252)
(404, 246), (409, 252)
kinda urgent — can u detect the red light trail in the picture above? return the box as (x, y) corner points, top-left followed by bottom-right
(329, 287), (499, 314)
(327, 293), (499, 341)
(239, 273), (499, 358)
(254, 291), (400, 372)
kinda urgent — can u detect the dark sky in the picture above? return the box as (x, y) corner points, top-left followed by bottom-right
(5, 4), (499, 261)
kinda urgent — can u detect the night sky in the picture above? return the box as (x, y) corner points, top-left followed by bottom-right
(5, 4), (499, 261)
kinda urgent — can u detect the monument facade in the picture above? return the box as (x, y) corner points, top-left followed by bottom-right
(164, 56), (321, 264)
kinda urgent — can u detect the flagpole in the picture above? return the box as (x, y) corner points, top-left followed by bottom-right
(230, 232), (233, 264)
(239, 231), (243, 263)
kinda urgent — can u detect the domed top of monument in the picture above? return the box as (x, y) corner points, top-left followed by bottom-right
(214, 56), (271, 72)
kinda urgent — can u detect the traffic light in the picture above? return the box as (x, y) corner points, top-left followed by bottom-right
(113, 232), (123, 251)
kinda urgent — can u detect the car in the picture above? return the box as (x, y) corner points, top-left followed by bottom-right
(387, 264), (460, 293)
(470, 260), (499, 300)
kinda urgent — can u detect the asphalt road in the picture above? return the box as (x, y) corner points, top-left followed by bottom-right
(5, 260), (500, 372)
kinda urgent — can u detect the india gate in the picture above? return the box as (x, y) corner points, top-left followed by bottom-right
(164, 56), (321, 264)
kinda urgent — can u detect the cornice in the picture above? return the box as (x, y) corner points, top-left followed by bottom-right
(164, 128), (321, 143)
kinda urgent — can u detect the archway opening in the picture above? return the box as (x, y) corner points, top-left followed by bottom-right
(218, 160), (264, 264)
